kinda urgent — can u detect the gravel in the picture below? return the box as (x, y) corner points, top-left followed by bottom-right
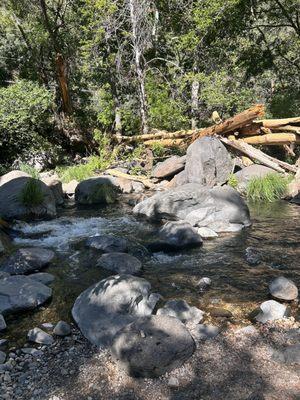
(0, 319), (299, 400)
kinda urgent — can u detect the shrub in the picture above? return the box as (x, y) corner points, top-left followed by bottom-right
(19, 164), (40, 179)
(20, 179), (44, 207)
(0, 80), (54, 165)
(246, 173), (292, 202)
(228, 173), (238, 189)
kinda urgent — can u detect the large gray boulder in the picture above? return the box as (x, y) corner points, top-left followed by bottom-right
(72, 274), (160, 347)
(0, 248), (55, 275)
(152, 156), (186, 179)
(133, 183), (251, 232)
(96, 253), (142, 275)
(0, 170), (31, 187)
(269, 277), (298, 301)
(184, 137), (232, 186)
(75, 176), (119, 205)
(148, 221), (203, 251)
(42, 177), (64, 206)
(111, 315), (195, 378)
(234, 165), (275, 192)
(0, 275), (52, 315)
(0, 176), (56, 220)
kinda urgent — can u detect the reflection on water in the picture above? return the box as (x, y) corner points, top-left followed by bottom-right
(2, 200), (300, 345)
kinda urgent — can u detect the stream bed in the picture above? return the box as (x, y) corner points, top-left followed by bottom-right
(3, 200), (300, 346)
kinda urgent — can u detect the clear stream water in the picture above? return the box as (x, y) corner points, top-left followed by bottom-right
(2, 200), (300, 346)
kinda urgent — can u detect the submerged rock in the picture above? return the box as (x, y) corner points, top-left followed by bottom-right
(269, 276), (298, 301)
(28, 327), (54, 345)
(255, 300), (287, 323)
(75, 176), (119, 205)
(245, 247), (261, 266)
(157, 299), (204, 324)
(0, 351), (6, 364)
(111, 315), (195, 378)
(196, 277), (212, 291)
(133, 184), (251, 233)
(72, 274), (160, 347)
(0, 275), (52, 315)
(185, 137), (232, 187)
(0, 248), (55, 275)
(151, 155), (186, 179)
(96, 253), (142, 275)
(0, 174), (56, 221)
(86, 234), (128, 253)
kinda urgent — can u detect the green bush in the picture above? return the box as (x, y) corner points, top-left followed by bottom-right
(19, 164), (40, 179)
(246, 173), (292, 202)
(20, 179), (44, 207)
(0, 80), (54, 165)
(228, 173), (238, 189)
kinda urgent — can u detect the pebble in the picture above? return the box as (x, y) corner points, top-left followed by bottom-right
(27, 328), (54, 345)
(245, 247), (261, 265)
(53, 321), (71, 337)
(192, 324), (220, 340)
(196, 277), (212, 291)
(209, 307), (233, 318)
(0, 351), (6, 364)
(255, 300), (287, 323)
(21, 348), (43, 357)
(0, 314), (6, 331)
(168, 376), (179, 387)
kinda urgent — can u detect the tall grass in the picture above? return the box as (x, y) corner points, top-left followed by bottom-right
(19, 163), (40, 179)
(246, 173), (292, 202)
(20, 178), (44, 206)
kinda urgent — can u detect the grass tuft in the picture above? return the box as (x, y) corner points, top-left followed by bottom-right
(228, 173), (238, 189)
(246, 173), (292, 202)
(19, 163), (40, 179)
(20, 178), (44, 207)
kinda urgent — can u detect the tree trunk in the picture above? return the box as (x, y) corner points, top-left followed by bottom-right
(191, 79), (200, 130)
(55, 53), (72, 115)
(241, 133), (300, 146)
(129, 0), (149, 135)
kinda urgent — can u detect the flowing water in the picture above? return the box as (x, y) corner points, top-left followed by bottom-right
(2, 200), (300, 346)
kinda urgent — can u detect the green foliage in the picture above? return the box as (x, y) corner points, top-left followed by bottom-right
(228, 173), (238, 189)
(19, 164), (40, 179)
(57, 156), (107, 183)
(246, 173), (292, 203)
(151, 142), (166, 158)
(20, 179), (44, 207)
(0, 80), (53, 165)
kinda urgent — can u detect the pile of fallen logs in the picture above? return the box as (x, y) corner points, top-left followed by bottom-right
(119, 104), (300, 174)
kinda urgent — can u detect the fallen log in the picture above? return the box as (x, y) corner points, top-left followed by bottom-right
(220, 138), (297, 173)
(104, 168), (154, 188)
(144, 138), (186, 147)
(237, 122), (262, 136)
(241, 133), (300, 146)
(120, 129), (195, 143)
(192, 104), (265, 141)
(270, 125), (300, 134)
(257, 116), (300, 128)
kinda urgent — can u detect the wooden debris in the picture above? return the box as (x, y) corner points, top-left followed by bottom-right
(104, 168), (154, 188)
(242, 133), (300, 146)
(221, 138), (297, 173)
(257, 116), (300, 129)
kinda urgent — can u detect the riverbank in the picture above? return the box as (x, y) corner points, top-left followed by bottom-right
(1, 318), (299, 400)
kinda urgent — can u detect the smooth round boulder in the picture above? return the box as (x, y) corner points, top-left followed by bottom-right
(0, 248), (55, 275)
(0, 170), (31, 187)
(53, 321), (71, 337)
(255, 300), (287, 323)
(112, 315), (195, 378)
(269, 276), (298, 301)
(0, 176), (56, 220)
(0, 275), (52, 315)
(86, 235), (128, 253)
(75, 176), (119, 205)
(157, 299), (204, 324)
(96, 253), (142, 274)
(151, 156), (186, 179)
(72, 274), (160, 347)
(150, 221), (203, 251)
